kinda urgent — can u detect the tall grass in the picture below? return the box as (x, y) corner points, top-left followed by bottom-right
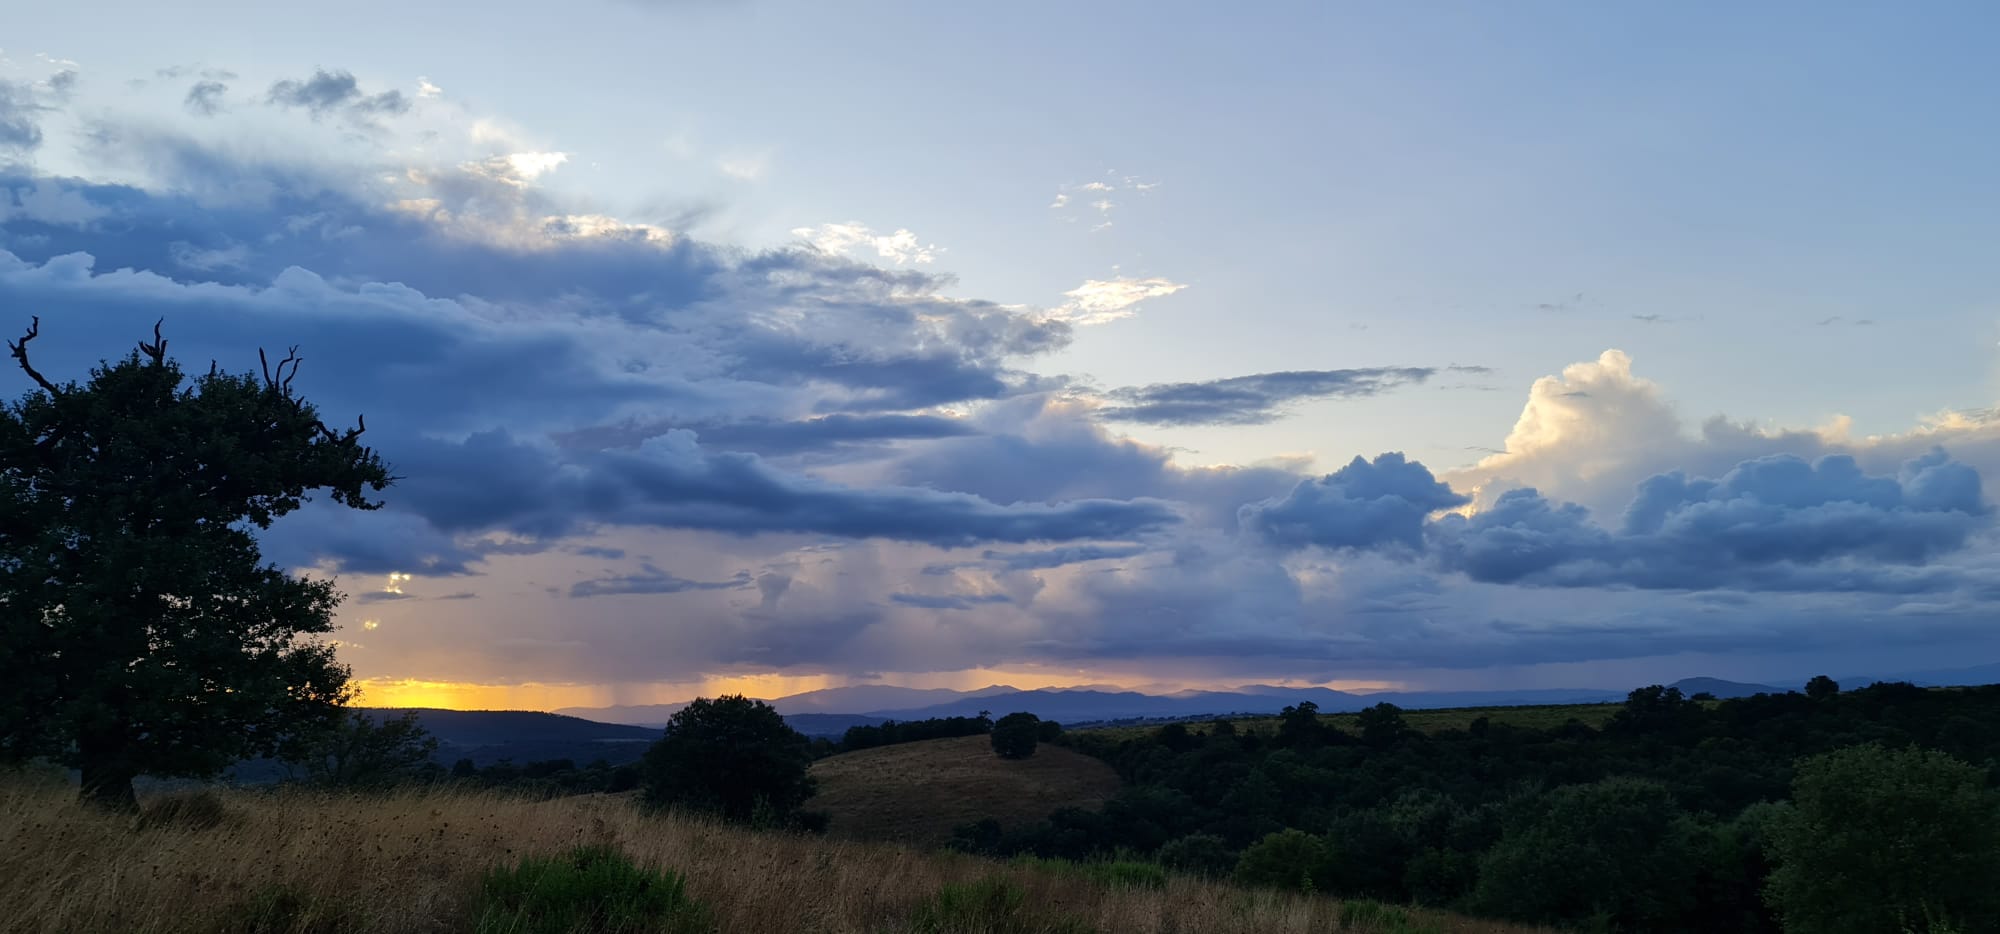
(0, 772), (1541, 933)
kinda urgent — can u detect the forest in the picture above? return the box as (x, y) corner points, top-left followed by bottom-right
(948, 680), (2000, 933)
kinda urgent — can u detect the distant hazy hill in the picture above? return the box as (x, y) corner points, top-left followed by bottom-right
(864, 686), (1631, 723)
(555, 684), (1020, 728)
(371, 708), (658, 767)
(1669, 677), (1784, 698)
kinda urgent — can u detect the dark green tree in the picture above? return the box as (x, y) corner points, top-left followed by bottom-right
(0, 319), (390, 809)
(288, 710), (439, 788)
(640, 694), (816, 822)
(1764, 744), (2000, 934)
(1472, 777), (1702, 929)
(990, 711), (1041, 759)
(1804, 675), (1839, 700)
(1355, 702), (1410, 747)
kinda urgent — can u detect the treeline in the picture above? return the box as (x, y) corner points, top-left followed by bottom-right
(953, 680), (2000, 933)
(835, 715), (995, 752)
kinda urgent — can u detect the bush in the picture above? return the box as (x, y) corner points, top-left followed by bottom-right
(1764, 745), (2000, 934)
(1233, 828), (1327, 892)
(138, 789), (232, 831)
(990, 712), (1041, 760)
(1471, 777), (1700, 929)
(1158, 833), (1234, 877)
(907, 878), (1094, 934)
(473, 845), (710, 934)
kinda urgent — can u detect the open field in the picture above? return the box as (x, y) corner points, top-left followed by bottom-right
(808, 735), (1123, 848)
(0, 772), (1546, 934)
(1079, 702), (1625, 741)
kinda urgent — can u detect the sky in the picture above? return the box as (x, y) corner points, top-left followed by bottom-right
(5, 1), (2000, 709)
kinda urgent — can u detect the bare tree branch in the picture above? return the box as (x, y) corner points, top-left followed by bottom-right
(136, 318), (168, 365)
(7, 316), (63, 397)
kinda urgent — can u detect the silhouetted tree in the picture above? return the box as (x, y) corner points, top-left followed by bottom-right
(1275, 701), (1325, 748)
(288, 710), (438, 788)
(0, 319), (389, 809)
(1804, 675), (1840, 701)
(1356, 702), (1410, 747)
(990, 712), (1041, 759)
(641, 695), (816, 822)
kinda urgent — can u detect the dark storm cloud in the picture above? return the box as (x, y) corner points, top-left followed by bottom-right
(558, 414), (977, 457)
(386, 429), (1181, 548)
(570, 565), (753, 597)
(1240, 452), (1470, 551)
(890, 592), (1013, 610)
(1099, 366), (1438, 426)
(1432, 450), (1989, 591)
(981, 543), (1150, 571)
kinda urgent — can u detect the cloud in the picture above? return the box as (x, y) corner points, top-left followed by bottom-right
(1431, 449), (1988, 591)
(1099, 367), (1439, 426)
(1240, 453), (1470, 551)
(791, 222), (940, 265)
(570, 565), (754, 597)
(265, 69), (409, 125)
(890, 592), (1013, 610)
(0, 74), (62, 152)
(1050, 276), (1187, 326)
(389, 428), (1182, 549)
(184, 81), (228, 116)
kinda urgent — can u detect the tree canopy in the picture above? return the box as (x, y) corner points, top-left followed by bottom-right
(0, 319), (390, 808)
(640, 694), (817, 823)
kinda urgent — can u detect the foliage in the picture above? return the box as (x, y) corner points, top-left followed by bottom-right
(985, 678), (2000, 932)
(1470, 778), (1701, 930)
(287, 710), (439, 789)
(1336, 900), (1444, 934)
(0, 321), (389, 809)
(1233, 829), (1327, 892)
(1804, 675), (1840, 701)
(473, 845), (710, 934)
(641, 694), (816, 823)
(1763, 744), (2000, 934)
(839, 715), (991, 752)
(1011, 855), (1166, 889)
(990, 712), (1041, 760)
(1158, 833), (1234, 877)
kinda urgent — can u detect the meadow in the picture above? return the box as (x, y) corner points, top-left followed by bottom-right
(0, 770), (1543, 934)
(808, 734), (1122, 848)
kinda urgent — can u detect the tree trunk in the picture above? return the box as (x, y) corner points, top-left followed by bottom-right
(78, 737), (139, 813)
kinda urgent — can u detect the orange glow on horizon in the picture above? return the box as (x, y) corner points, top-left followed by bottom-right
(352, 669), (1407, 713)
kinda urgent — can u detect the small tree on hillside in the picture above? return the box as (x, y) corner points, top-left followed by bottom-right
(288, 710), (439, 788)
(641, 694), (816, 823)
(0, 319), (390, 809)
(990, 712), (1041, 759)
(1804, 675), (1840, 700)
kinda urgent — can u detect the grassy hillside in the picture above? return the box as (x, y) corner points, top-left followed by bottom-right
(809, 735), (1123, 848)
(0, 772), (1542, 934)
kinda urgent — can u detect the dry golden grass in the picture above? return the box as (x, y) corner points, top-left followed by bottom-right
(808, 736), (1122, 848)
(0, 771), (1548, 934)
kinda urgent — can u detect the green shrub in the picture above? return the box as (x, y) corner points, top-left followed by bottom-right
(1233, 828), (1326, 893)
(908, 878), (1093, 934)
(211, 886), (357, 934)
(473, 845), (710, 934)
(139, 789), (232, 831)
(1157, 833), (1233, 878)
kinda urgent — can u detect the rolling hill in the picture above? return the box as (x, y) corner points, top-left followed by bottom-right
(807, 734), (1122, 848)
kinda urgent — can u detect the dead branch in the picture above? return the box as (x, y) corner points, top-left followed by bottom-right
(136, 318), (168, 365)
(7, 316), (63, 397)
(258, 346), (303, 394)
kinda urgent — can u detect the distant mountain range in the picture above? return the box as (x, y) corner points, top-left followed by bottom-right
(550, 662), (2000, 734)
